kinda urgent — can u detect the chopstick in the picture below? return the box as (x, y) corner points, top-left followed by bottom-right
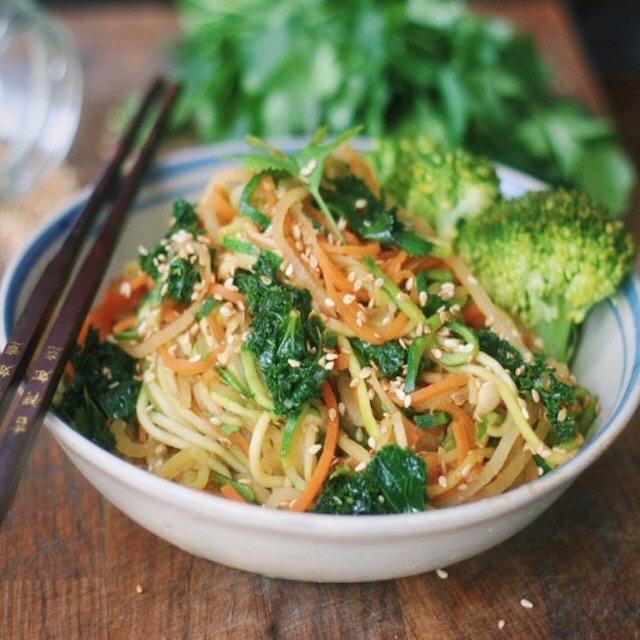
(0, 76), (165, 423)
(0, 78), (180, 522)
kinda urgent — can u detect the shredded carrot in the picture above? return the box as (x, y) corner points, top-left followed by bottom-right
(209, 283), (245, 305)
(462, 301), (486, 328)
(430, 398), (476, 464)
(78, 274), (150, 344)
(206, 314), (226, 344)
(333, 353), (349, 371)
(405, 256), (449, 273)
(159, 345), (223, 376)
(290, 382), (340, 512)
(112, 315), (137, 335)
(230, 432), (250, 456)
(408, 374), (469, 411)
(383, 250), (408, 277)
(211, 185), (236, 225)
(220, 484), (247, 503)
(323, 241), (381, 257)
(138, 426), (148, 444)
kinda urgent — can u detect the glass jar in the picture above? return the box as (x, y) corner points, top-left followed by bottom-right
(0, 0), (82, 199)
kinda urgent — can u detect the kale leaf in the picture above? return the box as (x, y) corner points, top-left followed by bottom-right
(351, 338), (407, 379)
(314, 445), (427, 515)
(139, 198), (204, 303)
(477, 330), (579, 443)
(55, 327), (141, 451)
(234, 251), (330, 416)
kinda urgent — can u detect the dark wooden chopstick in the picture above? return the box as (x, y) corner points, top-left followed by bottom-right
(0, 76), (165, 425)
(0, 80), (180, 522)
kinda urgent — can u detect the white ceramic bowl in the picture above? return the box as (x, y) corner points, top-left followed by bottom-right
(2, 142), (639, 582)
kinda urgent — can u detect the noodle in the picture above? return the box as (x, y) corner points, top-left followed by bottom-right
(65, 140), (592, 513)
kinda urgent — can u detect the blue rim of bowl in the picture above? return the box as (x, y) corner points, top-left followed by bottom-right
(1, 142), (639, 537)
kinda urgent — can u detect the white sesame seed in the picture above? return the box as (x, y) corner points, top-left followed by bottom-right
(360, 367), (372, 379)
(308, 444), (322, 455)
(396, 291), (409, 302)
(135, 584), (144, 594)
(299, 158), (317, 178)
(436, 569), (448, 579)
(355, 461), (367, 472)
(498, 620), (505, 630)
(288, 359), (301, 368)
(419, 291), (428, 306)
(374, 277), (384, 288)
(353, 279), (363, 292)
(438, 475), (448, 488)
(338, 402), (346, 416)
(403, 395), (412, 408)
(557, 407), (567, 422)
(431, 348), (443, 359)
(328, 408), (338, 422)
(343, 294), (356, 305)
(520, 598), (534, 610)
(367, 436), (376, 450)
(324, 297), (336, 308)
(355, 198), (368, 209)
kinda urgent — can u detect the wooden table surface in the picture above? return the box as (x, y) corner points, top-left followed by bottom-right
(1, 2), (639, 638)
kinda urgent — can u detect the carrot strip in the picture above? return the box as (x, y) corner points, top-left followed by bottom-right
(462, 301), (486, 328)
(323, 242), (381, 257)
(212, 185), (236, 225)
(430, 398), (476, 464)
(409, 374), (469, 411)
(220, 485), (247, 503)
(209, 283), (245, 305)
(159, 345), (223, 376)
(383, 250), (408, 277)
(206, 314), (226, 344)
(112, 315), (137, 334)
(230, 432), (250, 456)
(290, 382), (340, 512)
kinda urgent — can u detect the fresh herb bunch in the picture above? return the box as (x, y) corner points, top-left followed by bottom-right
(234, 250), (331, 416)
(171, 0), (635, 215)
(55, 328), (141, 451)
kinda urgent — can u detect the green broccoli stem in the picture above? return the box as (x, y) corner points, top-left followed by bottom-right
(535, 317), (580, 363)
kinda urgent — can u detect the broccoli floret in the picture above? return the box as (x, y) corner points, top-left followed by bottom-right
(377, 136), (501, 238)
(457, 189), (635, 361)
(314, 445), (428, 515)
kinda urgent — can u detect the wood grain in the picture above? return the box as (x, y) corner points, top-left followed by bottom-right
(1, 2), (638, 639)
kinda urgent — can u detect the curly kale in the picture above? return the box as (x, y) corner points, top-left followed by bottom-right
(351, 338), (407, 379)
(55, 328), (141, 450)
(139, 198), (204, 303)
(477, 330), (593, 443)
(314, 445), (428, 515)
(234, 251), (330, 416)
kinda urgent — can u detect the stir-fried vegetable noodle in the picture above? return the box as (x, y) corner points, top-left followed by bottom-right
(62, 140), (597, 514)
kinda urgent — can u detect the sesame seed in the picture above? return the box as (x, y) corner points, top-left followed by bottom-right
(520, 598), (534, 610)
(353, 279), (363, 292)
(299, 158), (317, 178)
(329, 408), (338, 422)
(360, 367), (372, 379)
(531, 389), (540, 403)
(436, 569), (448, 579)
(368, 388), (375, 400)
(461, 464), (471, 478)
(308, 444), (322, 455)
(324, 361), (335, 371)
(431, 348), (443, 359)
(438, 475), (448, 488)
(285, 263), (294, 278)
(355, 461), (367, 472)
(135, 584), (144, 594)
(405, 277), (414, 291)
(367, 436), (377, 450)
(557, 407), (567, 422)
(374, 277), (384, 288)
(419, 291), (428, 306)
(324, 297), (336, 308)
(403, 395), (412, 408)
(338, 402), (346, 416)
(343, 294), (356, 305)
(498, 620), (505, 630)
(355, 198), (368, 208)
(288, 359), (301, 368)
(396, 291), (409, 302)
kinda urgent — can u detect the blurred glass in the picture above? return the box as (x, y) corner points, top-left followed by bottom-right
(0, 0), (82, 199)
